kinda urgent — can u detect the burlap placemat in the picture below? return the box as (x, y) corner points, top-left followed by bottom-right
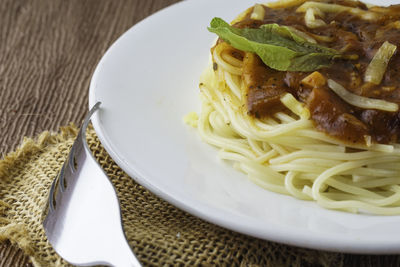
(0, 125), (346, 266)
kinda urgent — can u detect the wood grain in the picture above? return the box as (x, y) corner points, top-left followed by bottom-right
(1, 0), (400, 266)
(0, 0), (180, 158)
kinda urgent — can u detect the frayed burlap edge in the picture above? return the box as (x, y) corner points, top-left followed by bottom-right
(0, 125), (78, 266)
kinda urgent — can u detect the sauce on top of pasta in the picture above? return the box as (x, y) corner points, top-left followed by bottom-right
(215, 0), (400, 144)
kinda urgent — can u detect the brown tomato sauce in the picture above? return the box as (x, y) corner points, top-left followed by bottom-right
(221, 0), (400, 145)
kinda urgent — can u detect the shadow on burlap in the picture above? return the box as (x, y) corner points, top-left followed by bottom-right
(0, 124), (379, 266)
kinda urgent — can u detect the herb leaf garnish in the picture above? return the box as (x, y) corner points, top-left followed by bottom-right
(208, 17), (341, 72)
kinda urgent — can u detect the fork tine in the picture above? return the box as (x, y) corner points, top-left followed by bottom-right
(59, 163), (67, 193)
(48, 172), (58, 213)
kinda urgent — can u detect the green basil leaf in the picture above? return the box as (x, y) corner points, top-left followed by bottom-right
(208, 17), (341, 72)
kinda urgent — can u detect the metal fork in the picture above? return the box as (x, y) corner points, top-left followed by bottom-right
(43, 102), (141, 267)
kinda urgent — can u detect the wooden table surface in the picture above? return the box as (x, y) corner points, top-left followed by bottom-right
(1, 0), (400, 266)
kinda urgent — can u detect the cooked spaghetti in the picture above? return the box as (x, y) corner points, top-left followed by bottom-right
(192, 0), (400, 215)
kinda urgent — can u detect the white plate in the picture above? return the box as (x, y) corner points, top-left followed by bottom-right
(89, 0), (400, 254)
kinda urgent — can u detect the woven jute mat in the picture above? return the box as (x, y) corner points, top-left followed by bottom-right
(0, 125), (346, 266)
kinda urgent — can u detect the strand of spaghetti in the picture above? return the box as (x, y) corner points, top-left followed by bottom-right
(321, 188), (400, 207)
(270, 163), (326, 173)
(215, 82), (242, 110)
(270, 143), (290, 155)
(298, 144), (345, 152)
(198, 103), (257, 159)
(235, 114), (313, 140)
(220, 50), (243, 68)
(266, 136), (320, 146)
(255, 149), (279, 163)
(312, 156), (400, 199)
(288, 157), (342, 167)
(219, 150), (250, 162)
(262, 141), (270, 151)
(302, 187), (358, 212)
(299, 173), (322, 180)
(274, 112), (297, 123)
(270, 150), (389, 164)
(262, 134), (344, 149)
(222, 107), (260, 141)
(280, 93), (310, 119)
(321, 191), (383, 201)
(285, 171), (312, 200)
(224, 71), (242, 100)
(296, 129), (395, 152)
(200, 85), (230, 124)
(240, 162), (289, 194)
(242, 160), (285, 181)
(248, 138), (267, 156)
(368, 162), (400, 170)
(213, 43), (242, 75)
(232, 162), (246, 174)
(352, 175), (374, 183)
(342, 167), (399, 177)
(346, 174), (400, 188)
(315, 194), (400, 215)
(202, 107), (244, 146)
(262, 138), (338, 151)
(209, 111), (238, 138)
(220, 151), (285, 182)
(325, 177), (385, 199)
(254, 117), (279, 129)
(353, 177), (400, 188)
